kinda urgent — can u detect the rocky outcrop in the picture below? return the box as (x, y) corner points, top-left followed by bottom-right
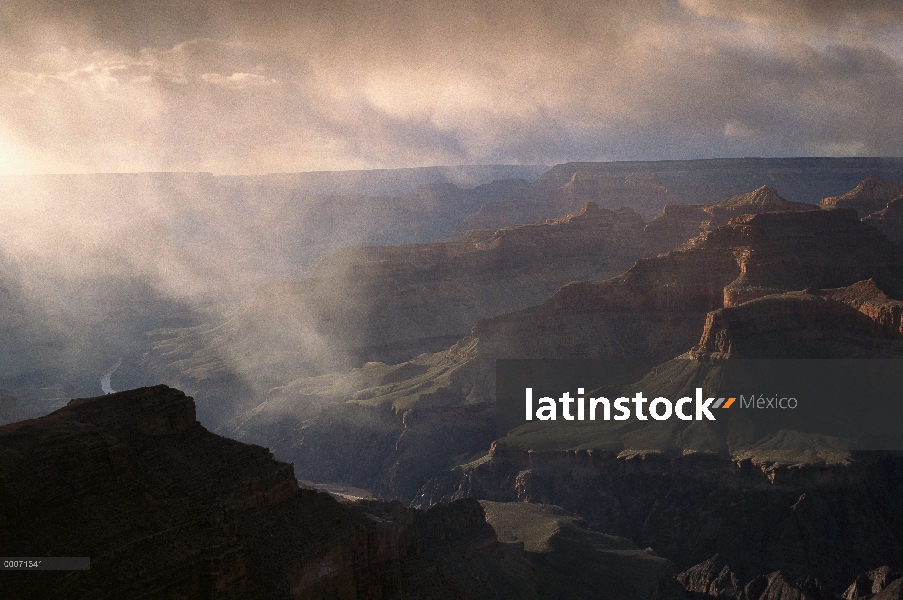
(678, 554), (742, 599)
(0, 385), (567, 599)
(681, 558), (902, 600)
(470, 208), (903, 363)
(705, 186), (816, 223)
(820, 175), (903, 217)
(0, 385), (289, 599)
(843, 567), (903, 600)
(4, 385), (721, 599)
(739, 571), (832, 600)
(678, 555), (834, 600)
(644, 186), (817, 256)
(408, 275), (903, 588)
(814, 278), (903, 328)
(402, 211), (903, 594)
(691, 287), (903, 359)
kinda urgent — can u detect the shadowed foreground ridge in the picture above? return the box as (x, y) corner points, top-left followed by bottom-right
(0, 385), (567, 599)
(0, 386), (690, 599)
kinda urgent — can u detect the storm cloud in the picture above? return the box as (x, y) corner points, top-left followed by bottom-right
(1, 0), (902, 174)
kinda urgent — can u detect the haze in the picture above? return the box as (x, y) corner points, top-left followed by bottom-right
(2, 0), (902, 175)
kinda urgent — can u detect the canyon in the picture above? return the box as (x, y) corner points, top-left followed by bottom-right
(5, 161), (903, 598)
(225, 204), (903, 501)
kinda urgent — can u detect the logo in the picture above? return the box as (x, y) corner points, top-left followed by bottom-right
(524, 388), (740, 422)
(497, 359), (899, 450)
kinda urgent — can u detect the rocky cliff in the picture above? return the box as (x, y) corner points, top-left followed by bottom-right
(403, 209), (903, 595)
(692, 280), (903, 359)
(145, 178), (903, 432)
(468, 207), (903, 363)
(643, 186), (818, 256)
(0, 386), (548, 599)
(820, 175), (903, 217)
(410, 281), (903, 596)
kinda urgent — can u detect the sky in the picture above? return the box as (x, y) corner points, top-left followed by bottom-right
(1, 0), (902, 175)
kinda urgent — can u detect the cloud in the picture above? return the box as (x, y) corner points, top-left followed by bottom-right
(200, 72), (276, 87)
(0, 1), (901, 173)
(680, 0), (903, 27)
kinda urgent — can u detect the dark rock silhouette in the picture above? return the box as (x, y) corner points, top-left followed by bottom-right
(0, 384), (697, 599)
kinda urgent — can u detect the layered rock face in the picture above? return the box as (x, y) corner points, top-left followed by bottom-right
(680, 559), (903, 599)
(692, 280), (903, 359)
(469, 207), (903, 363)
(144, 202), (646, 426)
(300, 200), (644, 365)
(643, 186), (818, 256)
(145, 177), (903, 432)
(704, 185), (816, 222)
(677, 554), (845, 600)
(159, 184), (816, 429)
(842, 566), (903, 600)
